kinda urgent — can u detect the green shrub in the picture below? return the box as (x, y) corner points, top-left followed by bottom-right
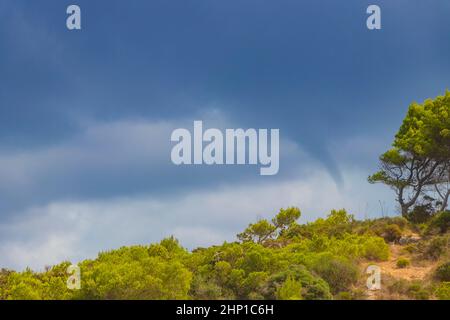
(362, 237), (390, 261)
(407, 282), (430, 300)
(265, 265), (332, 300)
(396, 257), (410, 268)
(311, 254), (359, 294)
(429, 211), (450, 234)
(389, 217), (409, 229)
(412, 289), (430, 300)
(402, 244), (418, 254)
(435, 262), (450, 282)
(189, 275), (226, 299)
(276, 276), (302, 300)
(335, 291), (352, 300)
(424, 236), (448, 260)
(388, 279), (409, 295)
(389, 279), (430, 299)
(382, 224), (403, 243)
(434, 282), (450, 300)
(334, 290), (365, 300)
(407, 205), (434, 224)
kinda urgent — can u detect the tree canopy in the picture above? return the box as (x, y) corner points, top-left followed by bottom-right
(369, 91), (450, 216)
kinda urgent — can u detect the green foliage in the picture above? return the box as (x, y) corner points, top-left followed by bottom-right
(408, 205), (435, 224)
(0, 207), (438, 300)
(361, 236), (390, 260)
(435, 262), (450, 282)
(335, 291), (353, 300)
(369, 92), (450, 217)
(395, 91), (450, 159)
(264, 265), (332, 300)
(381, 224), (403, 243)
(272, 207), (301, 230)
(276, 276), (302, 300)
(389, 279), (431, 300)
(355, 217), (408, 241)
(407, 281), (430, 300)
(2, 265), (72, 300)
(435, 282), (450, 300)
(288, 209), (354, 239)
(429, 211), (450, 234)
(396, 257), (410, 268)
(238, 207), (301, 244)
(310, 253), (359, 295)
(388, 279), (410, 295)
(424, 236), (449, 260)
(237, 219), (276, 244)
(78, 242), (192, 300)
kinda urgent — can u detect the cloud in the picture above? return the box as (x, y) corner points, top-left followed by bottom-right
(0, 117), (394, 270)
(0, 160), (394, 270)
(0, 115), (313, 215)
(0, 119), (203, 213)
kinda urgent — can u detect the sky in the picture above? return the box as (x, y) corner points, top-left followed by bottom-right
(1, 0), (450, 270)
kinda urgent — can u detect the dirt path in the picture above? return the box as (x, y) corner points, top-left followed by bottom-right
(363, 243), (437, 299)
(375, 245), (435, 281)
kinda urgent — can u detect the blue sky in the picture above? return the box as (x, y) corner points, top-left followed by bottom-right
(1, 0), (450, 269)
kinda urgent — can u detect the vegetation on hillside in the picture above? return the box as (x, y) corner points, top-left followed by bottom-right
(0, 208), (448, 300)
(0, 92), (448, 300)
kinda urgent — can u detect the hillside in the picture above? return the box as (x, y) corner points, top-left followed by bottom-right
(0, 208), (448, 300)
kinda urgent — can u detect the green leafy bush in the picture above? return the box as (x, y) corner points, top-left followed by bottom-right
(335, 291), (353, 300)
(407, 204), (434, 224)
(435, 262), (450, 282)
(428, 211), (450, 234)
(402, 244), (418, 254)
(311, 254), (359, 295)
(396, 258), (410, 268)
(434, 282), (450, 300)
(362, 236), (390, 261)
(276, 276), (302, 300)
(381, 224), (403, 243)
(264, 265), (332, 300)
(0, 207), (443, 300)
(388, 279), (409, 295)
(407, 281), (430, 300)
(424, 236), (448, 260)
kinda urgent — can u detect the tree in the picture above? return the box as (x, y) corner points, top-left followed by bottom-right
(368, 148), (440, 216)
(396, 92), (450, 212)
(237, 207), (301, 244)
(369, 92), (450, 216)
(272, 207), (301, 232)
(237, 220), (276, 244)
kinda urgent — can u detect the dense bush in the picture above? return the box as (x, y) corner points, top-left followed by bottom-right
(0, 207), (445, 300)
(276, 276), (302, 300)
(407, 205), (434, 224)
(424, 236), (448, 260)
(264, 265), (332, 300)
(310, 253), (359, 295)
(388, 279), (410, 296)
(396, 258), (410, 268)
(355, 217), (407, 243)
(361, 236), (390, 260)
(391, 279), (433, 300)
(434, 282), (450, 300)
(381, 224), (403, 243)
(286, 209), (354, 239)
(435, 262), (450, 282)
(429, 211), (450, 234)
(407, 281), (430, 300)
